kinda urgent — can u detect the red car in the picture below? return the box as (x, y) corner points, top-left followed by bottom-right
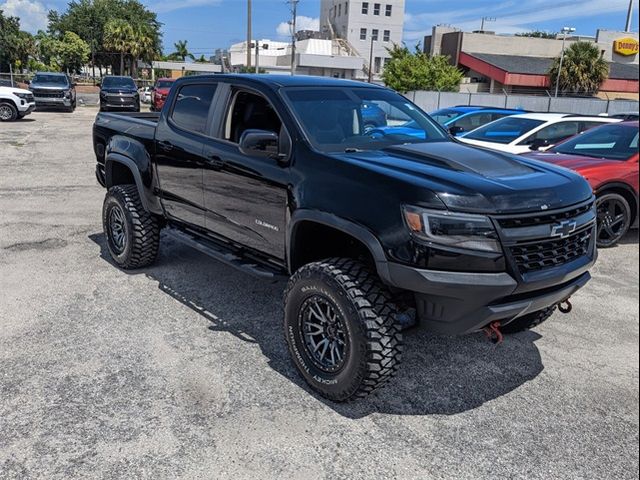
(150, 78), (175, 112)
(525, 121), (639, 247)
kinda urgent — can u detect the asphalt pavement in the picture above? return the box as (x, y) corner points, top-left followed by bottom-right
(0, 107), (638, 479)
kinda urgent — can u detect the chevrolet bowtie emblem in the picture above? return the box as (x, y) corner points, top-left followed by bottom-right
(550, 220), (577, 238)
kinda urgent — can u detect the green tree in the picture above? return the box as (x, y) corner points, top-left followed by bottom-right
(169, 40), (195, 61)
(381, 44), (463, 93)
(55, 31), (90, 72)
(548, 41), (609, 95)
(195, 54), (209, 63)
(515, 30), (557, 39)
(0, 10), (35, 72)
(104, 19), (133, 74)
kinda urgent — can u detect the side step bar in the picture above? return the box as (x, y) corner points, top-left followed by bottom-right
(164, 227), (287, 280)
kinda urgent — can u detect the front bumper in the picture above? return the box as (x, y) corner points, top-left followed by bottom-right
(19, 103), (36, 115)
(386, 253), (595, 335)
(34, 97), (72, 108)
(101, 97), (139, 110)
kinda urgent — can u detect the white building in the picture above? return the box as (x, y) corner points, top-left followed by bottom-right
(228, 37), (364, 79)
(320, 0), (405, 78)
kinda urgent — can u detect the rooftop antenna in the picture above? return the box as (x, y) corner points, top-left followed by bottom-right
(480, 17), (496, 32)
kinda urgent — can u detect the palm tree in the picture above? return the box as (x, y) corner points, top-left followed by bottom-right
(129, 25), (158, 77)
(104, 19), (133, 75)
(194, 54), (209, 63)
(169, 40), (195, 62)
(548, 41), (610, 96)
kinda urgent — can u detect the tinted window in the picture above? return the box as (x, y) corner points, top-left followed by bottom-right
(552, 123), (639, 160)
(171, 84), (217, 134)
(156, 80), (174, 89)
(429, 108), (464, 126)
(453, 112), (493, 132)
(32, 74), (68, 85)
(282, 87), (447, 152)
(463, 117), (545, 144)
(102, 76), (136, 89)
(519, 121), (580, 145)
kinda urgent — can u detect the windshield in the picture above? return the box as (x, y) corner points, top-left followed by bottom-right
(463, 117), (545, 144)
(430, 108), (464, 126)
(282, 87), (448, 153)
(156, 80), (174, 89)
(102, 76), (136, 89)
(32, 74), (68, 85)
(551, 123), (639, 160)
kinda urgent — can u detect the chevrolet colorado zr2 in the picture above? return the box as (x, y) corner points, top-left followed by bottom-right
(93, 75), (597, 401)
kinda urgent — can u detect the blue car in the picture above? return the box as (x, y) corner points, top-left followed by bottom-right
(361, 101), (387, 130)
(430, 106), (526, 136)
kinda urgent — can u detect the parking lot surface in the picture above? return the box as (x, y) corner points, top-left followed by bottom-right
(1, 108), (638, 479)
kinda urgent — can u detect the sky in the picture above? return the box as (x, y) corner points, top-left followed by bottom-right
(2, 0), (638, 57)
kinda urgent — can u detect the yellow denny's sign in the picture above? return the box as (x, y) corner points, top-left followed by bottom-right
(613, 37), (639, 56)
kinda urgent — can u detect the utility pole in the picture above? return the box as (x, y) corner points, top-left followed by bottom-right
(288, 0), (299, 75)
(247, 0), (252, 69)
(625, 0), (634, 32)
(255, 41), (260, 73)
(368, 35), (374, 83)
(555, 26), (575, 98)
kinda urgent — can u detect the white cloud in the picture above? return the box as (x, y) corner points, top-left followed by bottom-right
(403, 0), (639, 43)
(276, 15), (319, 38)
(0, 0), (48, 32)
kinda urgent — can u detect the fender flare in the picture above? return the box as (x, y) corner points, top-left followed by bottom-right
(104, 153), (160, 213)
(287, 209), (392, 284)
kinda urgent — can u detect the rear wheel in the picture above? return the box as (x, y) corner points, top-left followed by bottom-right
(501, 306), (557, 334)
(284, 258), (403, 401)
(596, 192), (631, 248)
(102, 184), (160, 269)
(0, 102), (18, 122)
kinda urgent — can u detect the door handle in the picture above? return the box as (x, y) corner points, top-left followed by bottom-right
(205, 154), (225, 170)
(158, 140), (174, 152)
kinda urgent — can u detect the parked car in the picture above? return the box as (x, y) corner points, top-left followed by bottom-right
(524, 121), (639, 247)
(150, 78), (176, 112)
(0, 85), (36, 121)
(458, 113), (621, 154)
(99, 76), (140, 112)
(608, 112), (639, 121)
(139, 86), (152, 104)
(93, 75), (597, 401)
(361, 100), (387, 130)
(430, 106), (526, 135)
(28, 72), (76, 112)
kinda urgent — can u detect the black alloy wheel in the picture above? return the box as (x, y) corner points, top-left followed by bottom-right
(107, 204), (127, 254)
(596, 193), (631, 248)
(299, 295), (349, 373)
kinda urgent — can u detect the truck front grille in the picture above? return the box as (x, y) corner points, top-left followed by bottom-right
(33, 90), (65, 98)
(497, 202), (594, 229)
(509, 227), (593, 274)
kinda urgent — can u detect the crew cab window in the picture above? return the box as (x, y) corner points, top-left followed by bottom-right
(552, 123), (639, 160)
(171, 84), (217, 135)
(452, 112), (492, 132)
(224, 91), (282, 143)
(463, 117), (545, 144)
(519, 121), (580, 145)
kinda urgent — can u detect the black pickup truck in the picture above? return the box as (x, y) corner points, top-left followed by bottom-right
(93, 75), (597, 401)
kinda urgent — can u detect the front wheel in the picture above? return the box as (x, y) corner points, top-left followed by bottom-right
(596, 192), (631, 248)
(284, 258), (403, 401)
(102, 184), (160, 269)
(0, 102), (18, 122)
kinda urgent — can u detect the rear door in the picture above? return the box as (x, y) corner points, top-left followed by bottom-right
(154, 81), (219, 228)
(199, 83), (291, 260)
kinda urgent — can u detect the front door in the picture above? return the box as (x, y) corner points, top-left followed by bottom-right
(201, 87), (290, 260)
(154, 82), (219, 228)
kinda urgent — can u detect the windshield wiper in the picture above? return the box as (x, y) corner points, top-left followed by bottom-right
(344, 148), (365, 153)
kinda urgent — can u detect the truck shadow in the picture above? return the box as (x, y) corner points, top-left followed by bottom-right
(90, 232), (544, 418)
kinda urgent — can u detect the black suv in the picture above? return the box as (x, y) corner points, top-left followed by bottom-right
(29, 72), (76, 112)
(99, 76), (140, 112)
(92, 75), (597, 401)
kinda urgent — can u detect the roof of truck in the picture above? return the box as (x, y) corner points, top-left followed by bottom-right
(175, 74), (386, 89)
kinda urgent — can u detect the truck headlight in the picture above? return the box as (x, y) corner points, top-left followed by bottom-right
(403, 206), (502, 253)
(13, 92), (30, 99)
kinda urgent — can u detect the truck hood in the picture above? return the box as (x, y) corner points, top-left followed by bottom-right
(336, 141), (592, 214)
(0, 86), (31, 95)
(30, 82), (70, 90)
(523, 151), (624, 171)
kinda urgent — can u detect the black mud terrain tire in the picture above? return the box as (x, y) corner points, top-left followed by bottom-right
(102, 184), (160, 269)
(501, 305), (557, 334)
(284, 258), (403, 401)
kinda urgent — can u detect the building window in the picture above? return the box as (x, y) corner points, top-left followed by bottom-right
(374, 57), (382, 73)
(338, 3), (341, 16)
(373, 3), (380, 15)
(360, 28), (367, 40)
(383, 30), (390, 41)
(362, 1), (368, 14)
(385, 4), (392, 16)
(372, 29), (379, 41)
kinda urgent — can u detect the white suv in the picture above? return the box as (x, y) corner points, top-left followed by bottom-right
(0, 85), (36, 121)
(458, 113), (621, 154)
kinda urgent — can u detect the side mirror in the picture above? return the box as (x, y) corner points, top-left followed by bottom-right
(529, 138), (551, 151)
(239, 129), (279, 158)
(448, 125), (465, 136)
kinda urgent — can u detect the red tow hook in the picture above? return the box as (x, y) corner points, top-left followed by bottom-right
(483, 321), (504, 345)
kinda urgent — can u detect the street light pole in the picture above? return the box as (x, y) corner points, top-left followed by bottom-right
(246, 0), (252, 69)
(554, 26), (575, 98)
(368, 35), (374, 83)
(625, 0), (634, 32)
(288, 0), (299, 75)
